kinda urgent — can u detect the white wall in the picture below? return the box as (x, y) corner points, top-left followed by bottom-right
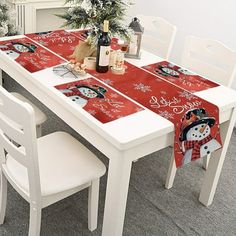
(36, 8), (68, 33)
(128, 0), (236, 90)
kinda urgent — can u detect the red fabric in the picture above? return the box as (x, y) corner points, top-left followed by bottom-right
(1, 29), (221, 168)
(184, 135), (213, 160)
(54, 78), (143, 123)
(0, 37), (66, 73)
(26, 30), (85, 60)
(142, 61), (219, 92)
(88, 61), (222, 167)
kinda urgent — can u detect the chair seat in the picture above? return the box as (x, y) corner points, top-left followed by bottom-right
(5, 132), (106, 196)
(10, 92), (47, 126)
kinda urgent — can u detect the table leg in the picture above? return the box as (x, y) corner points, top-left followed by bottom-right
(165, 149), (176, 189)
(0, 69), (2, 86)
(199, 107), (236, 206)
(102, 154), (133, 236)
(202, 155), (210, 170)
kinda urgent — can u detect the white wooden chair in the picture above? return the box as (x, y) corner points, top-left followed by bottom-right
(0, 70), (46, 137)
(11, 92), (47, 137)
(181, 36), (236, 87)
(165, 36), (236, 189)
(137, 15), (177, 59)
(0, 87), (106, 235)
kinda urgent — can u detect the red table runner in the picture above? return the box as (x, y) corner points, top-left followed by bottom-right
(55, 78), (143, 123)
(88, 62), (222, 167)
(0, 37), (66, 73)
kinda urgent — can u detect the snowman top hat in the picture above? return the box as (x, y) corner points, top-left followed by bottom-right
(156, 63), (180, 78)
(35, 31), (52, 36)
(76, 84), (107, 98)
(12, 42), (37, 53)
(179, 108), (215, 141)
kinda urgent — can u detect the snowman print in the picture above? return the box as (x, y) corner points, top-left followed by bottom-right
(156, 63), (180, 78)
(0, 42), (37, 60)
(180, 108), (221, 165)
(178, 68), (195, 76)
(59, 84), (107, 108)
(0, 45), (20, 60)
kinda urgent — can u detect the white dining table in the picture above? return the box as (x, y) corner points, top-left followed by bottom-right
(1, 34), (236, 236)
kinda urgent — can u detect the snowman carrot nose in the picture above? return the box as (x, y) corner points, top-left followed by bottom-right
(200, 123), (208, 133)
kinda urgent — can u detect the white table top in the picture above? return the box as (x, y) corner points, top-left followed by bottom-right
(1, 36), (236, 151)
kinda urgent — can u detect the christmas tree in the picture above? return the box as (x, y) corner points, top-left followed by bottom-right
(0, 0), (18, 37)
(59, 0), (133, 44)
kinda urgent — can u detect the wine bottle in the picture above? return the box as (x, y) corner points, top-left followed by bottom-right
(96, 20), (111, 73)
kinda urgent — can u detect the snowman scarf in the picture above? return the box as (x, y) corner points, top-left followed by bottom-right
(63, 86), (90, 100)
(183, 135), (213, 161)
(89, 61), (222, 168)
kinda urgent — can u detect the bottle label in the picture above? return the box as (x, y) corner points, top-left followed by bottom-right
(99, 46), (110, 66)
(114, 51), (124, 70)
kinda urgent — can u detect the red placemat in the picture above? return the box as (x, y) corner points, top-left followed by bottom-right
(55, 78), (143, 123)
(0, 37), (65, 73)
(89, 62), (222, 167)
(142, 61), (219, 92)
(26, 30), (84, 60)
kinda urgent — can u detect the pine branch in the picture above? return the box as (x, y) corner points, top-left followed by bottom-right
(57, 0), (134, 43)
(0, 0), (18, 36)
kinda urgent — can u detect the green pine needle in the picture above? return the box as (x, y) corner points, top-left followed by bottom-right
(58, 0), (134, 44)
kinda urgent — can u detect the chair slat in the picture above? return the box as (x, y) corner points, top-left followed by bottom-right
(0, 114), (25, 146)
(137, 15), (177, 59)
(0, 95), (31, 130)
(182, 36), (236, 87)
(0, 131), (27, 167)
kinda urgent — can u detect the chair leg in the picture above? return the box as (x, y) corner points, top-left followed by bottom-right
(165, 150), (177, 189)
(29, 204), (42, 236)
(88, 179), (100, 231)
(0, 172), (7, 224)
(36, 125), (42, 138)
(202, 155), (210, 170)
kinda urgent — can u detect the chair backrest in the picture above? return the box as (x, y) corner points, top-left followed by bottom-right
(137, 15), (177, 59)
(181, 36), (236, 87)
(0, 87), (41, 201)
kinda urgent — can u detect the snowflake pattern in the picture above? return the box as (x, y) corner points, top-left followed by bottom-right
(159, 110), (174, 120)
(133, 83), (152, 92)
(178, 91), (195, 100)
